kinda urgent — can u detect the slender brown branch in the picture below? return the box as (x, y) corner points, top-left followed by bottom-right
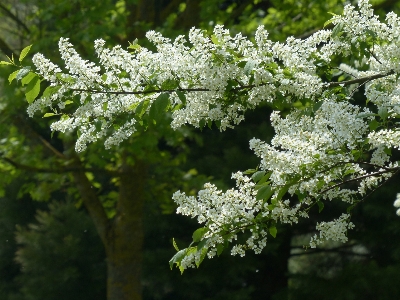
(328, 70), (394, 88)
(37, 134), (65, 159)
(367, 48), (382, 65)
(68, 154), (112, 248)
(71, 87), (210, 95)
(69, 82), (271, 95)
(67, 70), (396, 98)
(320, 167), (399, 194)
(360, 167), (400, 202)
(10, 115), (66, 159)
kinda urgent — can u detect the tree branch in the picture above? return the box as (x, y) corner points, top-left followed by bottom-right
(320, 167), (399, 195)
(69, 155), (112, 248)
(0, 3), (30, 34)
(7, 114), (67, 159)
(327, 70), (395, 88)
(1, 155), (116, 175)
(68, 70), (395, 98)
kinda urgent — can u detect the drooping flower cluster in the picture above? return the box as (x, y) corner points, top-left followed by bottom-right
(19, 0), (400, 270)
(310, 214), (355, 248)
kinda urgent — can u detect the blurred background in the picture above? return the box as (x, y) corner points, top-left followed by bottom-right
(1, 0), (400, 299)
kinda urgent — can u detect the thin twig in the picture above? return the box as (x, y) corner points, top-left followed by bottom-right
(328, 70), (394, 88)
(367, 48), (382, 65)
(320, 168), (399, 194)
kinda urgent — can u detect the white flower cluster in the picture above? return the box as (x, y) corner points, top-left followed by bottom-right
(394, 194), (400, 216)
(310, 214), (355, 248)
(26, 0), (400, 269)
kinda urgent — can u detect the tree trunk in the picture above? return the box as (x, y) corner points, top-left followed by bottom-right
(106, 157), (146, 300)
(68, 148), (146, 300)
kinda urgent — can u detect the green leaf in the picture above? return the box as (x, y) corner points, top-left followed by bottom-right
(0, 61), (13, 66)
(64, 100), (74, 105)
(243, 169), (256, 175)
(192, 227), (208, 243)
(254, 182), (268, 190)
(197, 238), (208, 251)
(237, 61), (247, 68)
(365, 29), (377, 39)
(275, 185), (289, 202)
(244, 60), (257, 75)
(169, 249), (187, 270)
(56, 73), (75, 83)
(196, 247), (208, 268)
(331, 23), (344, 39)
(21, 72), (38, 86)
(351, 149), (361, 160)
(256, 185), (273, 201)
(172, 238), (179, 251)
(269, 226), (277, 238)
(313, 101), (323, 112)
(317, 201), (324, 213)
(199, 118), (206, 130)
(135, 100), (150, 117)
(369, 119), (379, 131)
(378, 106), (389, 120)
(356, 112), (378, 118)
(347, 204), (356, 213)
(19, 44), (32, 62)
(252, 171), (266, 183)
(343, 169), (355, 176)
(316, 180), (325, 189)
(161, 79), (179, 90)
(103, 102), (108, 111)
(283, 68), (292, 78)
(217, 243), (224, 256)
(25, 77), (41, 104)
(42, 85), (61, 98)
(211, 35), (219, 45)
(226, 79), (238, 91)
(43, 113), (56, 118)
(258, 172), (272, 185)
(16, 66), (31, 82)
(149, 93), (170, 120)
(8, 70), (19, 84)
(384, 147), (392, 155)
(323, 18), (334, 28)
(128, 39), (140, 51)
(176, 90), (186, 105)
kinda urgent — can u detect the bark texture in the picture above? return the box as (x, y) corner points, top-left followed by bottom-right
(106, 157), (146, 300)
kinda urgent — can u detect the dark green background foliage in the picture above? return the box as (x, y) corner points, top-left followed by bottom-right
(1, 0), (400, 299)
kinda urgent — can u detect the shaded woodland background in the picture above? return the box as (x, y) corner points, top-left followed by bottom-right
(1, 0), (400, 299)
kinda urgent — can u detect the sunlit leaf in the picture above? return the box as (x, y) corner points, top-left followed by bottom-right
(192, 227), (208, 243)
(25, 77), (41, 103)
(19, 44), (33, 62)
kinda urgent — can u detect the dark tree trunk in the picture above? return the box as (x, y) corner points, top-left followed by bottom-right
(69, 149), (146, 300)
(106, 157), (146, 300)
